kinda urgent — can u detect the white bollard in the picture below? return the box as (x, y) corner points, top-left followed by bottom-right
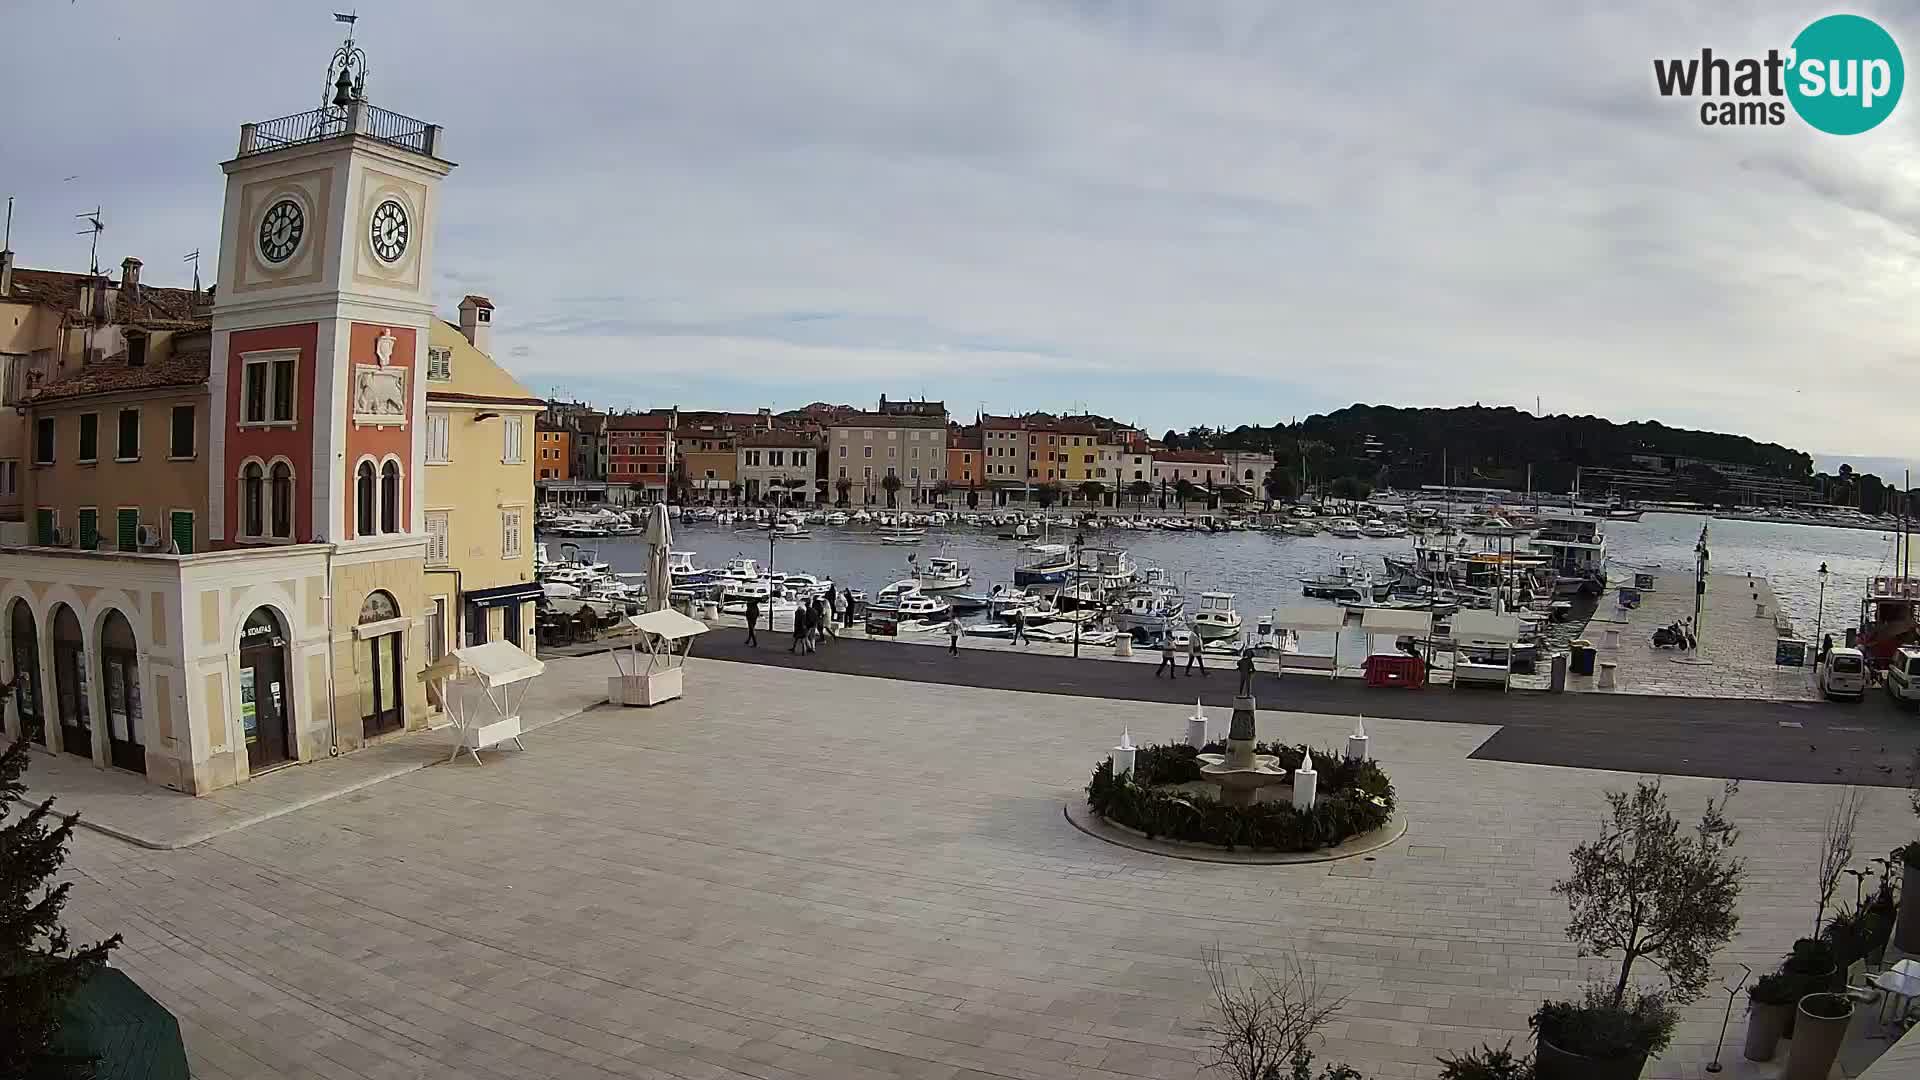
(1602, 628), (1620, 650)
(1292, 751), (1318, 810)
(1346, 715), (1369, 762)
(1112, 728), (1136, 778)
(1598, 661), (1617, 690)
(1114, 637), (1133, 658)
(1187, 716), (1209, 749)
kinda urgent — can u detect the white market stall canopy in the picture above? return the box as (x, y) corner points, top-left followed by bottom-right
(628, 608), (709, 643)
(609, 608), (711, 706)
(1272, 604), (1347, 631)
(1450, 611), (1523, 644)
(1361, 609), (1433, 637)
(431, 641), (545, 764)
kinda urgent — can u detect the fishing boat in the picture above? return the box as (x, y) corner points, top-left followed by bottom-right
(712, 557), (764, 586)
(1284, 520), (1320, 537)
(770, 522), (810, 539)
(1189, 592), (1243, 641)
(1301, 555), (1389, 602)
(1112, 589), (1185, 635)
(873, 579), (925, 608)
(912, 555), (972, 591)
(665, 550), (712, 586)
(1858, 575), (1920, 669)
(1528, 513), (1608, 596)
(1014, 543), (1074, 586)
(894, 592), (952, 622)
(876, 525), (926, 544)
(773, 572), (834, 600)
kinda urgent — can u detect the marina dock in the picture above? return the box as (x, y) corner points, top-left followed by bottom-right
(1560, 570), (1817, 701)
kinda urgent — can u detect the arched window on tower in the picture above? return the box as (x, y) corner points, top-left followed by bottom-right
(380, 460), (401, 534)
(270, 461), (293, 539)
(356, 461), (376, 537)
(241, 462), (264, 538)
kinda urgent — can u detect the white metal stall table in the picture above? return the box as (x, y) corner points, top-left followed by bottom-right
(1271, 604), (1348, 678)
(1448, 611), (1522, 692)
(425, 641), (546, 764)
(608, 608), (709, 706)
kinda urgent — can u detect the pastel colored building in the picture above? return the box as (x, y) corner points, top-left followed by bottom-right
(825, 412), (946, 506)
(736, 431), (821, 504)
(0, 35), (484, 793)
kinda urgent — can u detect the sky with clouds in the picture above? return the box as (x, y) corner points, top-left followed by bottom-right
(6, 1), (1920, 463)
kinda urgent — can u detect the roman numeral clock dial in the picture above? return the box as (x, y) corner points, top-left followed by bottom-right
(369, 199), (410, 263)
(257, 198), (303, 263)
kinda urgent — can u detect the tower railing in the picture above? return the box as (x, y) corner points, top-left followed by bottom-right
(239, 104), (439, 158)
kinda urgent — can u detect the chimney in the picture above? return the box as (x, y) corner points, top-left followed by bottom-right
(0, 249), (12, 298)
(457, 295), (494, 354)
(121, 256), (142, 291)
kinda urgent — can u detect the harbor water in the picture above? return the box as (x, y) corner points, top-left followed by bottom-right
(547, 511), (1908, 652)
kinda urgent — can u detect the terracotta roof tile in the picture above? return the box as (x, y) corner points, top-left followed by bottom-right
(5, 268), (208, 330)
(825, 412), (945, 429)
(24, 341), (210, 405)
(460, 294), (494, 309)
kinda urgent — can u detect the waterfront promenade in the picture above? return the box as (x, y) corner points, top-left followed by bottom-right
(35, 651), (1920, 1080)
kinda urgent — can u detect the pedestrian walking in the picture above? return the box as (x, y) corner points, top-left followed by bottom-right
(826, 591), (842, 638)
(1154, 633), (1177, 678)
(790, 601), (809, 653)
(1185, 627), (1206, 677)
(843, 585), (857, 629)
(817, 597), (836, 642)
(1012, 608), (1029, 646)
(744, 596), (760, 647)
(947, 617), (962, 656)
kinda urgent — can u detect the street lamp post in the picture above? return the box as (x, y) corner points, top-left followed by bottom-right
(1816, 561), (1829, 653)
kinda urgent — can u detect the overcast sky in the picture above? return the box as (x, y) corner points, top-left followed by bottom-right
(6, 2), (1920, 461)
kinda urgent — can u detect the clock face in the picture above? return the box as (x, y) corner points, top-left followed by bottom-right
(369, 199), (410, 264)
(258, 199), (304, 264)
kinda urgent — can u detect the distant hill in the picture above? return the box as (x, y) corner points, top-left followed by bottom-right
(1169, 404), (1813, 494)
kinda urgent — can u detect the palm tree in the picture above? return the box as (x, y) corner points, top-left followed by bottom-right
(1034, 481), (1061, 510)
(881, 473), (903, 508)
(834, 477), (852, 507)
(1128, 479), (1153, 509)
(1173, 478), (1197, 509)
(1078, 480), (1106, 508)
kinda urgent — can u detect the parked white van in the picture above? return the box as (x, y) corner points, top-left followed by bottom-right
(1819, 646), (1868, 702)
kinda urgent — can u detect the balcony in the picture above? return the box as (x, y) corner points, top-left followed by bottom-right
(238, 103), (442, 159)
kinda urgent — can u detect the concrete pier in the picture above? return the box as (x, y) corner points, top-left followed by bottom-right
(1573, 571), (1817, 701)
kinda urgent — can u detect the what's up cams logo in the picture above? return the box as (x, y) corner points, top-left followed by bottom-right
(1653, 13), (1903, 133)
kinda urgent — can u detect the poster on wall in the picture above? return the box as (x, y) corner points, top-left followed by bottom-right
(240, 668), (258, 742)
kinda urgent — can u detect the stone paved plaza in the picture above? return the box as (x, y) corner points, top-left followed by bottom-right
(45, 653), (1920, 1079)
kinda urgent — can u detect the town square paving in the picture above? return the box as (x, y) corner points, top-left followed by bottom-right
(45, 653), (1920, 1079)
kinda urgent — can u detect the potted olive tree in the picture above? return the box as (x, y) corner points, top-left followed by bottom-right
(1535, 780), (1742, 1080)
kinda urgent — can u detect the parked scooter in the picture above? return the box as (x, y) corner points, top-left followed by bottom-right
(1650, 619), (1696, 650)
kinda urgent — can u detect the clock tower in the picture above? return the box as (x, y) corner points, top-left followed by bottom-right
(208, 24), (454, 748)
(209, 27), (452, 548)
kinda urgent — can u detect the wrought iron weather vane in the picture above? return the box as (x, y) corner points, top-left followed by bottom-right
(323, 11), (369, 117)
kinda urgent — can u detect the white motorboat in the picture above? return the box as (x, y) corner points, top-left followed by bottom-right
(713, 556), (763, 585)
(895, 592), (952, 621)
(877, 526), (926, 544)
(874, 578), (925, 607)
(1113, 590), (1184, 635)
(1326, 518), (1364, 539)
(1284, 521), (1320, 537)
(1529, 513), (1609, 596)
(773, 572), (834, 600)
(1190, 592), (1243, 641)
(1014, 543), (1073, 586)
(666, 550), (711, 585)
(720, 576), (776, 603)
(911, 555), (971, 591)
(721, 596), (798, 617)
(771, 522), (810, 539)
(1301, 554), (1389, 602)
(824, 511), (849, 526)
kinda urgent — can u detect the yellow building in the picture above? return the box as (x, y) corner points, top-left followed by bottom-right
(424, 297), (542, 654)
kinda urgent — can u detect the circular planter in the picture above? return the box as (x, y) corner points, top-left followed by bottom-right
(1897, 857), (1920, 954)
(1784, 994), (1853, 1080)
(1778, 965), (1837, 1039)
(1535, 1035), (1648, 1080)
(1742, 1000), (1792, 1062)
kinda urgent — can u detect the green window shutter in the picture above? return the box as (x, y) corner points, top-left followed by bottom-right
(116, 509), (139, 551)
(77, 509), (98, 551)
(169, 511), (194, 555)
(35, 508), (54, 545)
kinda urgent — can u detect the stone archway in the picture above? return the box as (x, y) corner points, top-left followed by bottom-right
(359, 590), (405, 737)
(99, 609), (145, 774)
(50, 603), (91, 760)
(9, 599), (45, 745)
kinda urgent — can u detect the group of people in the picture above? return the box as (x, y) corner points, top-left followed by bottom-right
(741, 587), (856, 653)
(1153, 628), (1210, 678)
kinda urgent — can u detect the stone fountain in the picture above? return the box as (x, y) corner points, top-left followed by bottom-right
(1195, 694), (1288, 806)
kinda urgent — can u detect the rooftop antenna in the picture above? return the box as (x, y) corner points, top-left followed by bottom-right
(3, 195), (13, 249)
(182, 249), (202, 294)
(75, 207), (103, 276)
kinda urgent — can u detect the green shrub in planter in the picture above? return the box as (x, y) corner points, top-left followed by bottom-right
(1436, 1041), (1535, 1080)
(1743, 974), (1797, 1063)
(1784, 937), (1840, 991)
(1532, 992), (1674, 1080)
(1084, 746), (1395, 852)
(1820, 906), (1871, 967)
